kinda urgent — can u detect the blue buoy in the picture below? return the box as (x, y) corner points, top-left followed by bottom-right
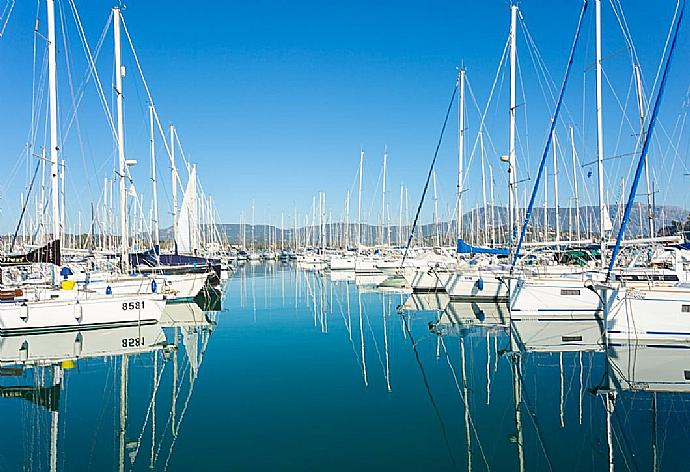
(476, 278), (484, 291)
(105, 285), (112, 295)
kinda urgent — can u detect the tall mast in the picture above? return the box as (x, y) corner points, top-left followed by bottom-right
(634, 64), (654, 238)
(480, 131), (488, 245)
(357, 149), (364, 250)
(489, 164), (496, 245)
(457, 68), (465, 241)
(170, 124), (177, 247)
(345, 191), (350, 249)
(149, 105), (160, 249)
(382, 147), (388, 247)
(432, 170), (440, 246)
(543, 164), (548, 238)
(570, 126), (581, 242)
(595, 0), (607, 266)
(553, 130), (560, 243)
(398, 185), (404, 247)
(60, 159), (65, 243)
(113, 7), (128, 270)
(508, 5), (518, 243)
(46, 0), (59, 242)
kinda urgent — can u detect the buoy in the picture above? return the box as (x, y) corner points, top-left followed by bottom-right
(73, 333), (83, 357)
(476, 277), (484, 291)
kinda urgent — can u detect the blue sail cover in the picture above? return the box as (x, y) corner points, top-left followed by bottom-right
(456, 239), (509, 256)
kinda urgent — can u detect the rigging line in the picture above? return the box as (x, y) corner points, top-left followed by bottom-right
(512, 0), (589, 267)
(438, 336), (491, 470)
(66, 1), (117, 139)
(601, 69), (639, 205)
(400, 314), (459, 471)
(516, 51), (534, 183)
(460, 36), (511, 195)
(162, 333), (213, 471)
(362, 298), (386, 376)
(609, 0), (640, 68)
(61, 12), (111, 143)
(513, 357), (555, 471)
(644, 1), (680, 125)
(0, 0), (14, 37)
(57, 0), (96, 205)
(128, 350), (169, 464)
(607, 0), (684, 278)
(28, 0), (39, 182)
(10, 159), (41, 252)
(401, 81), (457, 265)
(119, 15), (179, 183)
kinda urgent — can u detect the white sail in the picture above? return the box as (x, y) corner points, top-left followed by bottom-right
(176, 166), (199, 253)
(602, 204), (613, 232)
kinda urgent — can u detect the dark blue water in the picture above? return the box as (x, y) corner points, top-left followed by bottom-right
(1, 262), (688, 471)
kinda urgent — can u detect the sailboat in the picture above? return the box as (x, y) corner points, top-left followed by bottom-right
(0, 2), (167, 334)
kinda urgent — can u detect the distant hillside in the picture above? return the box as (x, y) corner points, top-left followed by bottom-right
(160, 204), (689, 246)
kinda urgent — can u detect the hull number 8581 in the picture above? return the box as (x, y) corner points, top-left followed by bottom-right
(122, 301), (145, 310)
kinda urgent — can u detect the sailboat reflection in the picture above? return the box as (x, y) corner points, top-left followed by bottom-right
(0, 300), (217, 471)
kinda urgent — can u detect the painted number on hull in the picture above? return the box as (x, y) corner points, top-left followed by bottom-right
(122, 337), (145, 348)
(122, 301), (145, 310)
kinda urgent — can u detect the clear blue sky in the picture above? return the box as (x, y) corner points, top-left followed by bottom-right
(0, 0), (688, 233)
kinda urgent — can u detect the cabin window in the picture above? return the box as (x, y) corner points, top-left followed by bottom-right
(562, 336), (583, 342)
(560, 289), (580, 296)
(685, 370), (690, 381)
(682, 305), (690, 313)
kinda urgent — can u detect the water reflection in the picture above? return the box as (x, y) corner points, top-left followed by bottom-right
(4, 264), (690, 470)
(0, 292), (221, 472)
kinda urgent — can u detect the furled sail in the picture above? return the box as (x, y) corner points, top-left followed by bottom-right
(175, 166), (199, 254)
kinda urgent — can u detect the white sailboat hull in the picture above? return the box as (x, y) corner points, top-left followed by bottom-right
(81, 273), (208, 300)
(509, 276), (603, 320)
(0, 292), (166, 335)
(402, 268), (451, 292)
(607, 286), (690, 342)
(445, 271), (509, 301)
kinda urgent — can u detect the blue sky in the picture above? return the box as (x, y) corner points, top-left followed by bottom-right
(0, 0), (688, 233)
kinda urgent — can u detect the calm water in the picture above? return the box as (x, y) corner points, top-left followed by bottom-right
(1, 262), (689, 471)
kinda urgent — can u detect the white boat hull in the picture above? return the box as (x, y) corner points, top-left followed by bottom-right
(509, 276), (603, 320)
(607, 286), (690, 342)
(0, 292), (166, 335)
(445, 271), (509, 301)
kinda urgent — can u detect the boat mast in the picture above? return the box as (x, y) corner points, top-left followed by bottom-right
(382, 147), (389, 247)
(480, 131), (489, 246)
(149, 105), (160, 249)
(570, 126), (581, 242)
(47, 0), (60, 243)
(171, 124), (177, 248)
(489, 164), (496, 245)
(113, 6), (128, 270)
(60, 159), (65, 243)
(543, 164), (548, 238)
(432, 170), (440, 246)
(634, 64), (655, 238)
(553, 130), (560, 244)
(457, 68), (465, 242)
(345, 191), (350, 249)
(357, 149), (364, 250)
(508, 5), (518, 244)
(595, 0), (607, 266)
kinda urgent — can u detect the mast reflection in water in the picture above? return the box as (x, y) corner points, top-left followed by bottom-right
(1, 263), (690, 470)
